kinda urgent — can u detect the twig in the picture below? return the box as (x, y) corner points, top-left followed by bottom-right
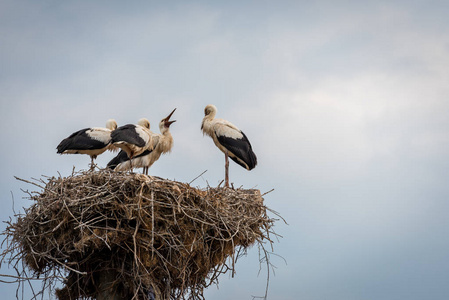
(188, 170), (208, 185)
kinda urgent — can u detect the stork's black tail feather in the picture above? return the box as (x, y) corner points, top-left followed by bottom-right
(246, 148), (257, 170)
(107, 149), (154, 170)
(107, 150), (129, 169)
(56, 138), (71, 154)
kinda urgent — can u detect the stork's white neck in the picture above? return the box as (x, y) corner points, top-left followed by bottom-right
(159, 122), (171, 135)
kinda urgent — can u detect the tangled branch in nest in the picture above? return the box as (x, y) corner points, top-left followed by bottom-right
(1, 170), (281, 299)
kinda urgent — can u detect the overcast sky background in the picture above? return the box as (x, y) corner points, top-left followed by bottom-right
(1, 0), (449, 299)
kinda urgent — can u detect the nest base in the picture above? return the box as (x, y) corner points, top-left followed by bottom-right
(2, 171), (277, 300)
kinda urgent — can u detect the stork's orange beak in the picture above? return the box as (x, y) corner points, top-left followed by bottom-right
(164, 108), (176, 127)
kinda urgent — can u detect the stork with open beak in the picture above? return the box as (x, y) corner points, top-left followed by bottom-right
(57, 119), (118, 170)
(110, 118), (153, 169)
(108, 109), (176, 174)
(201, 104), (257, 187)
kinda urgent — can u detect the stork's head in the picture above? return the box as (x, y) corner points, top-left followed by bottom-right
(106, 119), (118, 130)
(160, 108), (176, 130)
(204, 104), (217, 118)
(137, 118), (151, 129)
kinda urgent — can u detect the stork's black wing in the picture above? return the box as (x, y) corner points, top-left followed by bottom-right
(216, 131), (257, 170)
(57, 128), (108, 153)
(111, 124), (147, 147)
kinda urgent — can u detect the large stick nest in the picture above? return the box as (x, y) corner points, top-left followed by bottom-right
(1, 171), (279, 299)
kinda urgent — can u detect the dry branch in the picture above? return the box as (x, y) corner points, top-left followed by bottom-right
(1, 170), (281, 299)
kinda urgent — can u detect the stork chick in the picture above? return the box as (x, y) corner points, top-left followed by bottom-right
(108, 109), (176, 175)
(201, 104), (257, 187)
(57, 119), (118, 170)
(110, 118), (154, 169)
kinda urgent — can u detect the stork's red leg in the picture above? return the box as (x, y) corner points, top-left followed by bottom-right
(90, 157), (95, 171)
(129, 155), (133, 172)
(225, 151), (229, 187)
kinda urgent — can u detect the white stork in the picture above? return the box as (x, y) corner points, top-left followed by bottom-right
(108, 109), (176, 175)
(201, 104), (257, 187)
(110, 118), (154, 169)
(57, 119), (118, 170)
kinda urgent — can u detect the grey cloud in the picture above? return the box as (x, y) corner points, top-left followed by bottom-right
(1, 1), (449, 299)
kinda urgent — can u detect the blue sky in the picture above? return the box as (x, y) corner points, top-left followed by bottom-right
(1, 1), (449, 299)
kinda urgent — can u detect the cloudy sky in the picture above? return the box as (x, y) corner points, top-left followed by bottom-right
(1, 0), (449, 299)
